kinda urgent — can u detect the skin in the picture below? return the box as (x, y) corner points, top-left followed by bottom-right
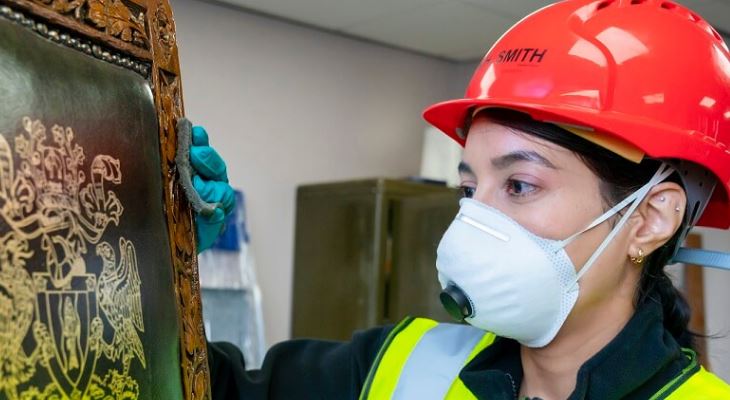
(459, 115), (686, 399)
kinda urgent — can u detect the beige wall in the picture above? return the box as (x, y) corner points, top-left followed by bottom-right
(694, 228), (730, 381)
(174, 0), (459, 347)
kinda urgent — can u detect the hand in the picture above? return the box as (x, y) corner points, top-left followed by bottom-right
(189, 125), (235, 253)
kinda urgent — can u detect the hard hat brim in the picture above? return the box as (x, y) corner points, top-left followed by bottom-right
(423, 98), (730, 229)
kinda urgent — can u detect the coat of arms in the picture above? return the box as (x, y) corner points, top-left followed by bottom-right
(0, 117), (145, 399)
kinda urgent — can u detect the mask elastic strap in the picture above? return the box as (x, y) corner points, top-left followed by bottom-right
(567, 162), (675, 286)
(558, 185), (648, 249)
(558, 162), (675, 249)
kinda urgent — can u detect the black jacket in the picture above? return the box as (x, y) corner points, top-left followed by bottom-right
(208, 300), (692, 399)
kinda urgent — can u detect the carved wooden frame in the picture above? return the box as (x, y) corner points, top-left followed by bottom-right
(0, 0), (210, 399)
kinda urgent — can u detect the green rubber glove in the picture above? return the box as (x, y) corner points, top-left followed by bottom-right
(190, 125), (235, 252)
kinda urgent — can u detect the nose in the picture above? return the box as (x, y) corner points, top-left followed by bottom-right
(469, 181), (500, 208)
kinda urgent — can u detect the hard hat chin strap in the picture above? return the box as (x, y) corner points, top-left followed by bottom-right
(671, 160), (717, 240)
(671, 248), (730, 271)
(665, 160), (730, 270)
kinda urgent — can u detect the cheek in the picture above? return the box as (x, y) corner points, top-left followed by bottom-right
(511, 186), (603, 241)
(564, 222), (613, 271)
(564, 221), (635, 301)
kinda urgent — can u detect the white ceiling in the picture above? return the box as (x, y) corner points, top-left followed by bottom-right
(214, 0), (730, 62)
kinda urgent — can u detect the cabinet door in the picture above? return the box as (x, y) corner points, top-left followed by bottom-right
(292, 189), (383, 340)
(387, 192), (459, 324)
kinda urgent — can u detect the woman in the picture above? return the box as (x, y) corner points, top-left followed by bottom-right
(207, 0), (730, 398)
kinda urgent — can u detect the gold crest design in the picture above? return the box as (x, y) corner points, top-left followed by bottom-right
(0, 117), (145, 399)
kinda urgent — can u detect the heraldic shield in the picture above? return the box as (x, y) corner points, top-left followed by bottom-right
(0, 1), (210, 399)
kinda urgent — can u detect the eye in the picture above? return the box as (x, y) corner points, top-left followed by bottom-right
(505, 179), (537, 197)
(459, 185), (476, 199)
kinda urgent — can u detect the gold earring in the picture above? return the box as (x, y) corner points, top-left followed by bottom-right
(630, 248), (645, 265)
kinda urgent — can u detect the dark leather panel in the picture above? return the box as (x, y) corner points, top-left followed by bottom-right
(0, 17), (183, 399)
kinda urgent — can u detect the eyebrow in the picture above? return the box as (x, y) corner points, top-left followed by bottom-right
(458, 161), (474, 175)
(491, 150), (557, 170)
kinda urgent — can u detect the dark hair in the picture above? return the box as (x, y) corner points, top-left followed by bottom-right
(473, 108), (695, 349)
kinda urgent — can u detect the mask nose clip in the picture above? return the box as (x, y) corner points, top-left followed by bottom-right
(440, 284), (473, 322)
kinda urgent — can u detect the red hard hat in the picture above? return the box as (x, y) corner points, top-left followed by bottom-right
(423, 0), (730, 229)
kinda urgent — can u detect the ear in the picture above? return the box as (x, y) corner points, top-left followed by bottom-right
(627, 182), (686, 259)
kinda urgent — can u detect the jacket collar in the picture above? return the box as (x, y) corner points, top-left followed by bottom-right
(459, 300), (693, 399)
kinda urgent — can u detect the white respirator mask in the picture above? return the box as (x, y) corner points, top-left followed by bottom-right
(436, 162), (674, 347)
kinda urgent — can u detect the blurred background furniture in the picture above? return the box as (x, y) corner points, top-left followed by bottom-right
(291, 178), (458, 341)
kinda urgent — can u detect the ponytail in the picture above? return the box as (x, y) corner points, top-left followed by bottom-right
(637, 224), (695, 349)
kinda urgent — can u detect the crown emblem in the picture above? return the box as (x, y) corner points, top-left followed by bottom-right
(2, 117), (123, 289)
(13, 117), (85, 211)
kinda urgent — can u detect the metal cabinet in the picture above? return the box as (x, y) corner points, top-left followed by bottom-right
(291, 179), (459, 340)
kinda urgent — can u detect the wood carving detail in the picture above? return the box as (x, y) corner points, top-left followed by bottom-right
(151, 1), (174, 65)
(148, 0), (178, 73)
(33, 0), (148, 48)
(0, 5), (150, 75)
(155, 68), (211, 400)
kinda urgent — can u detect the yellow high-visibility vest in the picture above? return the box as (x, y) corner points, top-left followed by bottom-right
(359, 317), (730, 399)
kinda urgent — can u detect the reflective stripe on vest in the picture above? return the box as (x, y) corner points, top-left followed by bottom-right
(361, 318), (730, 400)
(652, 349), (730, 400)
(360, 317), (494, 399)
